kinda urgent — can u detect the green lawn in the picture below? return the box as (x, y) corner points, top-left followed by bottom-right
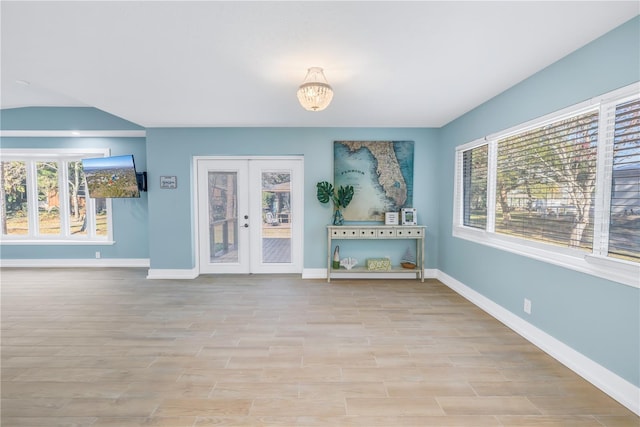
(4, 211), (108, 236)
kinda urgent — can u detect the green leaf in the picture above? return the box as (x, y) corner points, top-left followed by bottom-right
(316, 181), (334, 204)
(337, 185), (354, 208)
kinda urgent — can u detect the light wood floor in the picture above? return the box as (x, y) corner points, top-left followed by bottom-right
(1, 268), (637, 426)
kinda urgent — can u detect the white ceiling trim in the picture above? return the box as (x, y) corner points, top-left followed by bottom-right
(0, 130), (146, 138)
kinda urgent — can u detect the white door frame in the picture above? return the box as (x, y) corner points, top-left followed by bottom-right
(196, 158), (250, 274)
(193, 155), (304, 275)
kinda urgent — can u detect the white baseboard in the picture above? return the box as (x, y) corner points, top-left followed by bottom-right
(301, 268), (327, 279)
(423, 268), (438, 278)
(146, 268), (199, 280)
(436, 270), (640, 416)
(0, 258), (149, 268)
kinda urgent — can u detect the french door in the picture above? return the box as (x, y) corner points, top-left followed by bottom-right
(196, 157), (303, 274)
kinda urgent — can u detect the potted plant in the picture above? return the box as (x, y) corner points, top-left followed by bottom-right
(316, 181), (354, 225)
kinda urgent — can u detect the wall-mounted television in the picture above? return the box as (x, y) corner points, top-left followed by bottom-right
(82, 154), (145, 198)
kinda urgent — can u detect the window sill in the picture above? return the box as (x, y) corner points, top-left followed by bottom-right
(453, 226), (639, 289)
(1, 239), (115, 246)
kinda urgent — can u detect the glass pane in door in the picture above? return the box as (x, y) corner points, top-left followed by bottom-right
(208, 171), (238, 263)
(261, 171), (291, 263)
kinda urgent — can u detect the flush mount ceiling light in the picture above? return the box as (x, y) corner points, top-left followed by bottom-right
(296, 67), (333, 111)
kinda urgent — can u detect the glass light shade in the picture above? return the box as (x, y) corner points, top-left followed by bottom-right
(297, 67), (333, 111)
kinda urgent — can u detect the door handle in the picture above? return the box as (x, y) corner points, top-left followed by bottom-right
(244, 215), (249, 219)
(244, 223), (249, 228)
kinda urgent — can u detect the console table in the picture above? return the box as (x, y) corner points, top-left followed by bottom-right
(327, 225), (426, 282)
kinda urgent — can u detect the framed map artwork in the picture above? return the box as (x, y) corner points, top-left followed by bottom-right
(334, 141), (414, 221)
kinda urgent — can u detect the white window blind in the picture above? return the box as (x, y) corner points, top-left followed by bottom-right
(608, 97), (640, 262)
(462, 144), (488, 229)
(494, 109), (599, 251)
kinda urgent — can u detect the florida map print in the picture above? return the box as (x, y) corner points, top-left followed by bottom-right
(334, 141), (414, 221)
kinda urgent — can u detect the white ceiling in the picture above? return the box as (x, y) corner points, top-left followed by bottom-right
(1, 1), (638, 128)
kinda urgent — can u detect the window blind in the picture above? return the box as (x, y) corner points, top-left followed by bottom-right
(494, 109), (599, 250)
(608, 98), (640, 262)
(462, 144), (488, 229)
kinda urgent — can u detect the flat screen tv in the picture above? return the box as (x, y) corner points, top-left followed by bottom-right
(82, 155), (140, 198)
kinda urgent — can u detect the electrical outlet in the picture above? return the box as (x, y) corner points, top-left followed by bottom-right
(95, 251), (101, 259)
(524, 298), (532, 314)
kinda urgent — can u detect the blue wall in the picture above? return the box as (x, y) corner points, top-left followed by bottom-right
(0, 108), (149, 260)
(145, 127), (439, 270)
(437, 17), (640, 386)
(0, 107), (144, 131)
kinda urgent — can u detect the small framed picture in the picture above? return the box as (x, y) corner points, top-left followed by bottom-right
(401, 208), (417, 225)
(385, 212), (399, 225)
(160, 176), (177, 189)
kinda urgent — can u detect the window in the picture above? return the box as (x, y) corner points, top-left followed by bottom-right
(1, 149), (112, 244)
(454, 84), (640, 287)
(608, 98), (640, 262)
(495, 109), (599, 250)
(462, 144), (488, 229)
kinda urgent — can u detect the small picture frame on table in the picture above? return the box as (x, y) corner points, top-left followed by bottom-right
(385, 212), (399, 225)
(401, 208), (417, 225)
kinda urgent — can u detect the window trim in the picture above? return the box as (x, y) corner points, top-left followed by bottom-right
(453, 82), (640, 289)
(0, 148), (114, 245)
